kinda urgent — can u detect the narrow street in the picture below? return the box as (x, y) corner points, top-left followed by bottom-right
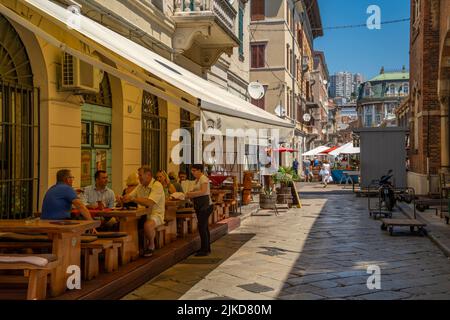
(123, 184), (450, 300)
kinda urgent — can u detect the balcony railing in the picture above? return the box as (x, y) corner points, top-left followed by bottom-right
(173, 0), (236, 31)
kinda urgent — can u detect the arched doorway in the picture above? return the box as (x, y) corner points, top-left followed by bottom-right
(0, 14), (38, 218)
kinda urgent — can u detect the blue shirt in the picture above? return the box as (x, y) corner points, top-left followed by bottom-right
(41, 183), (77, 220)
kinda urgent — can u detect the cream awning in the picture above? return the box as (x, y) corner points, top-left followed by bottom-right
(7, 0), (294, 139)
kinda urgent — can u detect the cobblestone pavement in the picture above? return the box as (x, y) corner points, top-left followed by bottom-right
(123, 184), (450, 300)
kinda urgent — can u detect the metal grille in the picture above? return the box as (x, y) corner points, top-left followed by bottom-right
(141, 91), (167, 173)
(0, 81), (39, 219)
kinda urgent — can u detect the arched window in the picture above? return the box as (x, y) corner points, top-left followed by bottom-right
(389, 84), (396, 96)
(364, 84), (371, 97)
(0, 14), (38, 218)
(403, 83), (409, 95)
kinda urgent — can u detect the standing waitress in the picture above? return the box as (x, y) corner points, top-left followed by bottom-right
(186, 164), (214, 256)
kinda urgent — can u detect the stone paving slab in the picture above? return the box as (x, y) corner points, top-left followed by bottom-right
(123, 184), (450, 300)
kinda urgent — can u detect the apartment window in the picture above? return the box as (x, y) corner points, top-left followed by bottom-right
(287, 90), (291, 117)
(286, 1), (290, 29)
(364, 84), (371, 97)
(389, 84), (396, 96)
(286, 44), (290, 72)
(413, 0), (421, 23)
(239, 6), (244, 58)
(403, 83), (409, 95)
(297, 27), (303, 51)
(296, 58), (300, 79)
(251, 85), (268, 109)
(251, 0), (265, 21)
(251, 43), (265, 68)
(289, 49), (293, 75)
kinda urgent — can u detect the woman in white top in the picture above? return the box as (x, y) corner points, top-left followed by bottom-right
(186, 164), (213, 256)
(321, 160), (331, 188)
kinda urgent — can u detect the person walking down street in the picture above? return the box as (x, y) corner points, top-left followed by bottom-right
(321, 160), (331, 188)
(313, 156), (320, 168)
(292, 158), (299, 175)
(186, 164), (214, 256)
(303, 158), (312, 182)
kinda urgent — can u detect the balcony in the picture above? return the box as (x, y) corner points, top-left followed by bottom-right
(172, 0), (239, 68)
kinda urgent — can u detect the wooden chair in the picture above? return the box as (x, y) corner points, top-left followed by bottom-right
(0, 254), (58, 300)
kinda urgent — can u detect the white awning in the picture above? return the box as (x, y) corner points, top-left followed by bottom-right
(329, 142), (360, 156)
(302, 146), (329, 157)
(14, 0), (294, 138)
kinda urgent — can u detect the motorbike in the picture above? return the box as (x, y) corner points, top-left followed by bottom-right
(378, 169), (396, 212)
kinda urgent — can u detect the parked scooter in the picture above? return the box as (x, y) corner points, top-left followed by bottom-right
(378, 169), (396, 211)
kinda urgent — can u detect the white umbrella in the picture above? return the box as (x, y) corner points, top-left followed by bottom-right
(329, 142), (360, 156)
(302, 146), (329, 157)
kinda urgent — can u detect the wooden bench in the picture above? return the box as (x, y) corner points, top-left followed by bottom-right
(81, 239), (120, 279)
(95, 232), (132, 266)
(155, 225), (167, 249)
(0, 254), (58, 300)
(164, 218), (176, 244)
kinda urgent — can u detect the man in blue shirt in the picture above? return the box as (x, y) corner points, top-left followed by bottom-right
(41, 169), (94, 221)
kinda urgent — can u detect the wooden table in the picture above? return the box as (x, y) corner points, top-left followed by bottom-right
(0, 219), (100, 297)
(92, 208), (149, 261)
(211, 189), (232, 203)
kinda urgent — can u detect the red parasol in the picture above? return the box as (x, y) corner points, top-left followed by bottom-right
(271, 148), (299, 153)
(319, 146), (338, 154)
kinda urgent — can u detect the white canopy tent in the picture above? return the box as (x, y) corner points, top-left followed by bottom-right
(4, 0), (294, 141)
(329, 143), (360, 156)
(302, 146), (329, 157)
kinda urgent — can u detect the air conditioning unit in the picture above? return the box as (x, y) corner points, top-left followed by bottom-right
(61, 53), (103, 93)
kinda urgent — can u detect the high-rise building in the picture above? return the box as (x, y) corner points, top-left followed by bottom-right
(352, 73), (364, 97)
(329, 72), (353, 100)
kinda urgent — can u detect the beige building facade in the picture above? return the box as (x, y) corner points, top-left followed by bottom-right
(0, 0), (257, 217)
(248, 0), (323, 166)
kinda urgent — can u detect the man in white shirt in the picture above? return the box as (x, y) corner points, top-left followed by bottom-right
(121, 166), (165, 257)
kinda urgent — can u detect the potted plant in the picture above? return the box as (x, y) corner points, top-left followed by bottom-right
(272, 167), (300, 206)
(259, 186), (277, 209)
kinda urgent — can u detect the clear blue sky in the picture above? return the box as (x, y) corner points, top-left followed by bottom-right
(314, 0), (410, 81)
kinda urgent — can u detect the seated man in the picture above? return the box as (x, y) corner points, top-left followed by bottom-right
(80, 170), (115, 209)
(168, 171), (183, 193)
(41, 169), (95, 223)
(121, 166), (165, 257)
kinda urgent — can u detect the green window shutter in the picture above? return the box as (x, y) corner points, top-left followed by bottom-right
(239, 7), (244, 56)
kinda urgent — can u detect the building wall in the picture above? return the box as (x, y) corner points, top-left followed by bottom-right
(408, 0), (442, 193)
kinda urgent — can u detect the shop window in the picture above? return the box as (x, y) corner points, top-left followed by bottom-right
(93, 123), (111, 147)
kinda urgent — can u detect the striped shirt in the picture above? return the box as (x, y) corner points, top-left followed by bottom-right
(80, 185), (116, 208)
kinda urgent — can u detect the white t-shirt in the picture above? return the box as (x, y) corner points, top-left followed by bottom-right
(322, 163), (331, 174)
(192, 175), (212, 205)
(129, 178), (165, 221)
